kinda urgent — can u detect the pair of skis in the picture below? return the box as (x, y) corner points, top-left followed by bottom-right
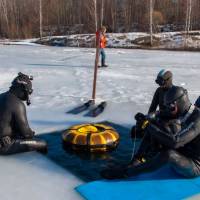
(67, 100), (107, 117)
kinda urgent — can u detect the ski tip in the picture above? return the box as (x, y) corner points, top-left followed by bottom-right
(66, 100), (95, 115)
(85, 101), (107, 117)
(98, 101), (107, 108)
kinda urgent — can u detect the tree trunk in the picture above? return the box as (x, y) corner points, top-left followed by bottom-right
(39, 0), (43, 38)
(150, 0), (153, 46)
(100, 0), (104, 27)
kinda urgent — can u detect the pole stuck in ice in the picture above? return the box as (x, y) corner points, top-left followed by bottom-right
(92, 0), (99, 103)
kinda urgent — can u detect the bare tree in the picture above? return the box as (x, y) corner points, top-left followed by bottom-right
(0, 0), (9, 36)
(94, 0), (97, 31)
(150, 0), (153, 45)
(100, 0), (104, 27)
(185, 0), (192, 34)
(39, 0), (43, 38)
(0, 0), (200, 39)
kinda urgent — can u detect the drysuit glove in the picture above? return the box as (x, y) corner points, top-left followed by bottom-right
(131, 113), (146, 139)
(135, 112), (150, 130)
(135, 112), (146, 122)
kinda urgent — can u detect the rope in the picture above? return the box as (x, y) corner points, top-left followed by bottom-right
(130, 128), (137, 162)
(130, 128), (146, 164)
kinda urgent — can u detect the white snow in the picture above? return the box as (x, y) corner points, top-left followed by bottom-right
(0, 152), (83, 200)
(0, 43), (200, 199)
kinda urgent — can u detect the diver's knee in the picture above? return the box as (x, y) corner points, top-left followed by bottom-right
(165, 150), (178, 160)
(37, 140), (47, 146)
(165, 150), (183, 164)
(36, 140), (48, 154)
(36, 140), (47, 149)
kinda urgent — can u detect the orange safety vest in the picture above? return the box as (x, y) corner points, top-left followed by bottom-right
(96, 31), (106, 48)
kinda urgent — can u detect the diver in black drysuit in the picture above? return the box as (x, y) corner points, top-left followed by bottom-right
(148, 69), (173, 114)
(131, 69), (174, 139)
(101, 87), (200, 179)
(0, 72), (47, 155)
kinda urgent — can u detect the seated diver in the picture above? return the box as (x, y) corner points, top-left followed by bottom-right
(101, 86), (200, 179)
(0, 72), (47, 155)
(131, 69), (174, 139)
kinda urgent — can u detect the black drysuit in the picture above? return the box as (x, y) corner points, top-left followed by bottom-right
(132, 86), (173, 139)
(0, 91), (47, 155)
(148, 87), (171, 114)
(128, 107), (200, 178)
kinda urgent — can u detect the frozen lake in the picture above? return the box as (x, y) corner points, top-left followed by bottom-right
(0, 44), (200, 199)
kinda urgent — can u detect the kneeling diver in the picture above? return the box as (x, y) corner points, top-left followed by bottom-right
(0, 72), (47, 155)
(101, 86), (200, 179)
(131, 69), (174, 139)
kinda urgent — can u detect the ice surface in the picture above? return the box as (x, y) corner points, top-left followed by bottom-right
(0, 152), (83, 200)
(0, 43), (200, 199)
(1, 45), (200, 131)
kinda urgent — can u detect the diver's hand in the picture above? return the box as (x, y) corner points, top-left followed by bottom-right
(135, 112), (146, 122)
(135, 112), (150, 132)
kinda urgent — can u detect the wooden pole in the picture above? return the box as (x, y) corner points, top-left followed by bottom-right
(92, 0), (99, 102)
(92, 38), (100, 101)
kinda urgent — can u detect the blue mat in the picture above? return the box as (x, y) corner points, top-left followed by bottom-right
(76, 165), (200, 200)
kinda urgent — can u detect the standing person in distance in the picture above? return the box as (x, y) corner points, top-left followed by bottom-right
(96, 26), (108, 68)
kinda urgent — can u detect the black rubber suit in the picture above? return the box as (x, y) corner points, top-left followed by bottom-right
(132, 70), (173, 139)
(148, 69), (173, 114)
(0, 73), (47, 155)
(102, 87), (200, 179)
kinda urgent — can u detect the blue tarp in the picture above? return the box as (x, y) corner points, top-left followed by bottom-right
(76, 165), (200, 200)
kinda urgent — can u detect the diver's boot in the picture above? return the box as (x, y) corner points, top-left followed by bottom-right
(37, 141), (48, 154)
(20, 139), (48, 154)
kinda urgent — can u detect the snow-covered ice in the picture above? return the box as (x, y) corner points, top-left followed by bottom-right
(1, 45), (200, 131)
(0, 152), (83, 200)
(0, 43), (200, 199)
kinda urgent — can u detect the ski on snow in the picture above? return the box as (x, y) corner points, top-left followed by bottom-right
(67, 100), (107, 117)
(84, 101), (107, 117)
(67, 100), (94, 114)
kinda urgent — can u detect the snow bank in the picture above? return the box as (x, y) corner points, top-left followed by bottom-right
(32, 31), (200, 50)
